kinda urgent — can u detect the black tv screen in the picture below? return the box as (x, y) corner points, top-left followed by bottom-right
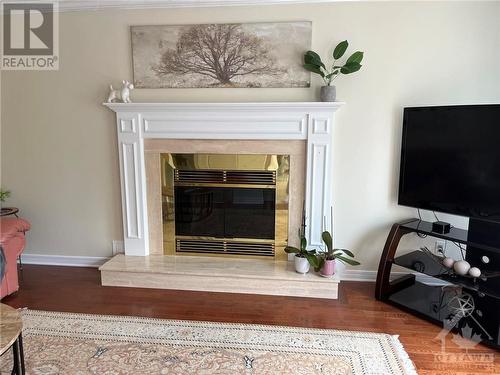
(398, 104), (500, 221)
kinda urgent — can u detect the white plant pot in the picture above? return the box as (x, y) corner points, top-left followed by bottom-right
(294, 255), (310, 274)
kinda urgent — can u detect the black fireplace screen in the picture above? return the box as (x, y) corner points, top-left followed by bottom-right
(174, 186), (276, 240)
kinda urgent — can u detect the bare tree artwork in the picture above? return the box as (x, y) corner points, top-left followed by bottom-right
(131, 22), (311, 88)
(154, 24), (283, 85)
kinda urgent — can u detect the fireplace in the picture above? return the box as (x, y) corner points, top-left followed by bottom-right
(161, 153), (289, 259)
(104, 102), (342, 257)
(101, 102), (342, 298)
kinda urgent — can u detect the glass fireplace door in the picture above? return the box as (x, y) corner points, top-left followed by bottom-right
(174, 186), (276, 240)
(174, 187), (225, 238)
(225, 188), (275, 239)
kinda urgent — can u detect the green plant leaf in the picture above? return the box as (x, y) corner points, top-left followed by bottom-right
(336, 248), (355, 258)
(340, 62), (362, 74)
(305, 50), (321, 60)
(300, 236), (307, 251)
(325, 71), (339, 80)
(314, 257), (325, 272)
(346, 51), (364, 65)
(0, 190), (10, 202)
(333, 40), (348, 59)
(321, 231), (333, 252)
(304, 51), (325, 67)
(335, 255), (361, 266)
(304, 54), (325, 69)
(305, 253), (320, 269)
(284, 246), (300, 254)
(303, 63), (325, 77)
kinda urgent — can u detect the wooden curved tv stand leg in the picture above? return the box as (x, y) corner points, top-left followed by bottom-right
(375, 220), (415, 301)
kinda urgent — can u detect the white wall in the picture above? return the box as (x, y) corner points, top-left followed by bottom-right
(1, 1), (499, 269)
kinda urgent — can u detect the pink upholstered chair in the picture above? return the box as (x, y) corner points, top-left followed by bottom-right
(0, 217), (30, 299)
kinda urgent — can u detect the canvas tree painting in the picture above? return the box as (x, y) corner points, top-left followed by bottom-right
(131, 22), (311, 88)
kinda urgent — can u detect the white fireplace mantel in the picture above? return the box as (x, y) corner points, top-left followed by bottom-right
(104, 102), (344, 256)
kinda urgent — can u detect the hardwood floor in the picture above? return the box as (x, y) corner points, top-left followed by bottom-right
(3, 265), (498, 374)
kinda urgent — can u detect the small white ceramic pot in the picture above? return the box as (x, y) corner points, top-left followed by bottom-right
(294, 255), (310, 274)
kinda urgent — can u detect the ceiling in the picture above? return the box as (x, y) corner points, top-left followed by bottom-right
(5, 0), (350, 12)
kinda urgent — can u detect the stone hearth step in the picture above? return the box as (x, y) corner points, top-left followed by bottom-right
(99, 254), (339, 299)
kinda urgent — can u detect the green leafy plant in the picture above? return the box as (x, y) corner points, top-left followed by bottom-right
(315, 231), (360, 272)
(304, 40), (364, 86)
(285, 234), (319, 269)
(0, 189), (10, 202)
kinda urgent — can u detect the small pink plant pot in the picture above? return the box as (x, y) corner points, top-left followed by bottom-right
(320, 259), (336, 277)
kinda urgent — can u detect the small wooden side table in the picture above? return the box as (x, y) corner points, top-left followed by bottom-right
(0, 208), (19, 218)
(0, 304), (25, 374)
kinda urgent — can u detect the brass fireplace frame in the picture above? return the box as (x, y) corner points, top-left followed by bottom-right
(161, 153), (289, 260)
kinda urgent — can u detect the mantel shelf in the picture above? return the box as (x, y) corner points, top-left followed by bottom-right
(103, 101), (345, 113)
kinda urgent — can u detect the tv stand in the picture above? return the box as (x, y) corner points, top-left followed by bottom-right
(375, 219), (500, 349)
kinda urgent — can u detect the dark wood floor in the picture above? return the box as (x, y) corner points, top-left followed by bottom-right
(3, 265), (498, 374)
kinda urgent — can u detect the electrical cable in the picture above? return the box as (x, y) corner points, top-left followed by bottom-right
(451, 241), (466, 260)
(416, 209), (427, 238)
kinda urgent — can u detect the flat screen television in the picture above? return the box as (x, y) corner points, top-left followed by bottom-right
(398, 104), (500, 223)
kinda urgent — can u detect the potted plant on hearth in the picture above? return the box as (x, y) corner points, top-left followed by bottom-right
(303, 40), (364, 102)
(315, 231), (360, 277)
(285, 234), (319, 274)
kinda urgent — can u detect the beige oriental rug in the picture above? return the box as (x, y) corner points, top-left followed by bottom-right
(0, 309), (417, 375)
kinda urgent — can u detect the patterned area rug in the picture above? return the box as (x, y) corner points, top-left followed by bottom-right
(0, 309), (417, 374)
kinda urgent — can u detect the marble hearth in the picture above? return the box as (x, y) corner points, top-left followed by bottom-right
(100, 254), (339, 299)
(100, 102), (343, 299)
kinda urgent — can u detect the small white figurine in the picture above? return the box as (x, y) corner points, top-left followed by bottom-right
(107, 80), (134, 103)
(453, 260), (471, 276)
(442, 257), (455, 268)
(468, 267), (481, 278)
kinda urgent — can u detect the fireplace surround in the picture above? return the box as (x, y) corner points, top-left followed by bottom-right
(162, 153), (289, 259)
(104, 102), (343, 257)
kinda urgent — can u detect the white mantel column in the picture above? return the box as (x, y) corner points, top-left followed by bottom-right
(305, 114), (333, 248)
(115, 112), (150, 255)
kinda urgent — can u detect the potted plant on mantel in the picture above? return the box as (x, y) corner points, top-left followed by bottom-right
(304, 40), (364, 102)
(315, 231), (360, 277)
(285, 234), (319, 274)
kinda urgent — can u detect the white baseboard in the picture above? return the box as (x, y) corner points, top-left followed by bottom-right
(20, 254), (110, 268)
(340, 269), (449, 286)
(20, 254), (449, 285)
(340, 269), (378, 281)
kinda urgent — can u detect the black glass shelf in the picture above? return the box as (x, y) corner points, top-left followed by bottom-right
(388, 280), (453, 322)
(394, 250), (500, 299)
(401, 219), (500, 254)
(388, 280), (500, 348)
